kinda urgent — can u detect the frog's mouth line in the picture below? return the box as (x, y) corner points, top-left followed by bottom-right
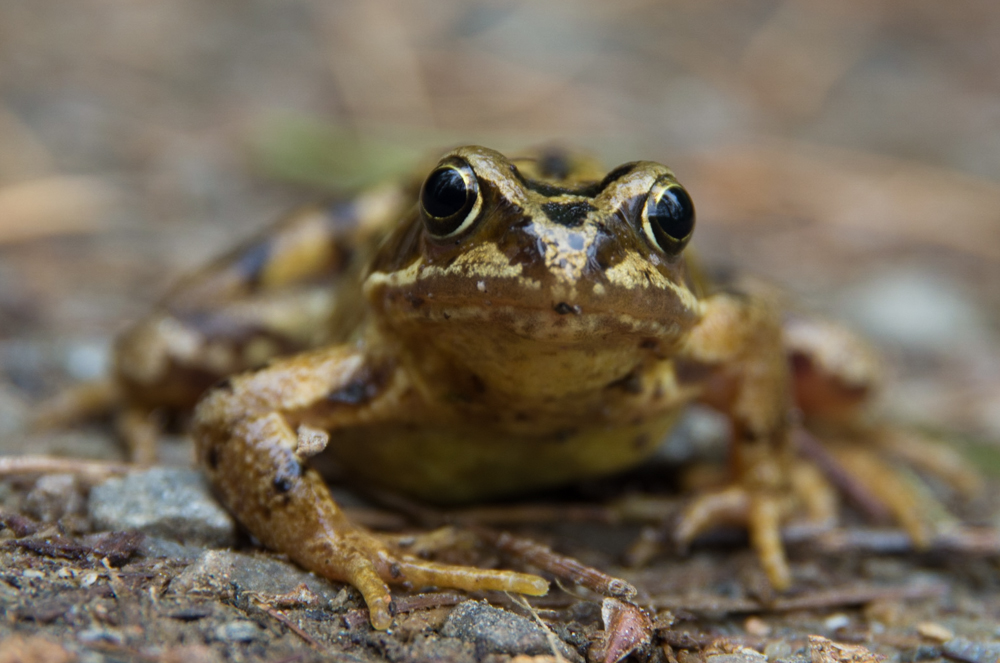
(379, 296), (690, 344)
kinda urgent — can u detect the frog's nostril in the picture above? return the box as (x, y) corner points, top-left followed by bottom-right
(553, 302), (582, 315)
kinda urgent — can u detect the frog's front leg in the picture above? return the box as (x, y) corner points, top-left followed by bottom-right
(191, 345), (548, 630)
(674, 292), (798, 589)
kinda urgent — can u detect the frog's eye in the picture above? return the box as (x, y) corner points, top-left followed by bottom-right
(420, 158), (482, 238)
(641, 179), (695, 255)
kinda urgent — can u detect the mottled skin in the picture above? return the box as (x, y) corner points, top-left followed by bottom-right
(192, 146), (799, 629)
(38, 145), (977, 630)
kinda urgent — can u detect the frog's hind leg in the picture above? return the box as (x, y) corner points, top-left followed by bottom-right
(54, 194), (402, 462)
(192, 345), (548, 631)
(31, 378), (120, 431)
(785, 315), (978, 543)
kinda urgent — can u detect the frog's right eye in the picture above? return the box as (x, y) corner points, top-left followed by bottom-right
(420, 158), (482, 238)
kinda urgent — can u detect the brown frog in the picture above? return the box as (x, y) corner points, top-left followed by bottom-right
(191, 144), (812, 630)
(39, 145), (976, 630)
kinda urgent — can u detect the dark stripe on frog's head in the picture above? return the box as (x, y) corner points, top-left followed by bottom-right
(540, 201), (596, 228)
(234, 239), (272, 289)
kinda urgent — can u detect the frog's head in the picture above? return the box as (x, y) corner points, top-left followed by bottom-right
(364, 146), (702, 397)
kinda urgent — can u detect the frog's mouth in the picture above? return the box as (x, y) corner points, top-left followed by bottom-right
(367, 270), (701, 345)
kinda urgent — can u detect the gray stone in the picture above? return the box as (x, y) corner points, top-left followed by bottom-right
(139, 536), (206, 561)
(88, 468), (236, 547)
(213, 620), (262, 643)
(708, 650), (768, 663)
(942, 638), (1000, 663)
(24, 473), (85, 522)
(169, 549), (346, 603)
(441, 600), (577, 660)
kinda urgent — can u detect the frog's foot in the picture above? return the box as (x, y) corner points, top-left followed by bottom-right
(827, 444), (959, 547)
(30, 378), (120, 431)
(295, 522), (549, 630)
(876, 428), (983, 501)
(674, 460), (837, 590)
(674, 485), (793, 590)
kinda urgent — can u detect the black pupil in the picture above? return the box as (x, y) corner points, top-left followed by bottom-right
(650, 186), (694, 240)
(423, 167), (469, 218)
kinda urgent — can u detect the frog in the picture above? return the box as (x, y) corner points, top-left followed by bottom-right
(187, 144), (827, 631)
(36, 145), (976, 630)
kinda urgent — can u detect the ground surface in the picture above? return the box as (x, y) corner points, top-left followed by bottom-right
(2, 2), (1000, 662)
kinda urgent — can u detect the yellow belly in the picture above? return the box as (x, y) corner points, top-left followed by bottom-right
(324, 411), (682, 504)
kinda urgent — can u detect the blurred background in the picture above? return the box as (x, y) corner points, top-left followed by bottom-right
(0, 0), (999, 447)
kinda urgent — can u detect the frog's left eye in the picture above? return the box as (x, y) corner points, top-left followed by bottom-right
(420, 158), (482, 238)
(641, 179), (695, 255)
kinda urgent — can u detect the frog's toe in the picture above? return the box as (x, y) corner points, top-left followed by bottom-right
(674, 485), (749, 550)
(675, 485), (793, 590)
(343, 553), (396, 630)
(391, 556), (549, 597)
(829, 445), (956, 546)
(315, 539), (548, 630)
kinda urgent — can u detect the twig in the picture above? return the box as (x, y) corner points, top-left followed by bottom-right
(648, 582), (947, 615)
(253, 600), (323, 650)
(509, 593), (568, 663)
(0, 455), (135, 483)
(810, 527), (1000, 555)
(475, 526), (636, 599)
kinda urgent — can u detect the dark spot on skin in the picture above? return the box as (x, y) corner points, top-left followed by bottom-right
(389, 563), (402, 579)
(273, 476), (295, 493)
(553, 428), (577, 442)
(324, 364), (392, 410)
(327, 380), (370, 405)
(511, 167), (602, 198)
(607, 371), (643, 394)
(213, 377), (233, 393)
(273, 458), (302, 494)
(206, 447), (220, 470)
(639, 339), (658, 350)
(633, 434), (651, 450)
(789, 351), (813, 376)
(329, 242), (355, 275)
(405, 293), (424, 309)
(538, 149), (571, 180)
(235, 240), (272, 289)
(540, 201), (595, 228)
(741, 428), (763, 443)
(554, 302), (582, 315)
(598, 162), (639, 191)
(674, 358), (714, 386)
(442, 311), (451, 320)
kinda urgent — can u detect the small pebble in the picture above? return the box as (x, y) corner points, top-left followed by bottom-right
(744, 616), (771, 637)
(213, 620), (261, 643)
(707, 649), (768, 663)
(917, 622), (954, 643)
(823, 613), (851, 632)
(763, 640), (792, 661)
